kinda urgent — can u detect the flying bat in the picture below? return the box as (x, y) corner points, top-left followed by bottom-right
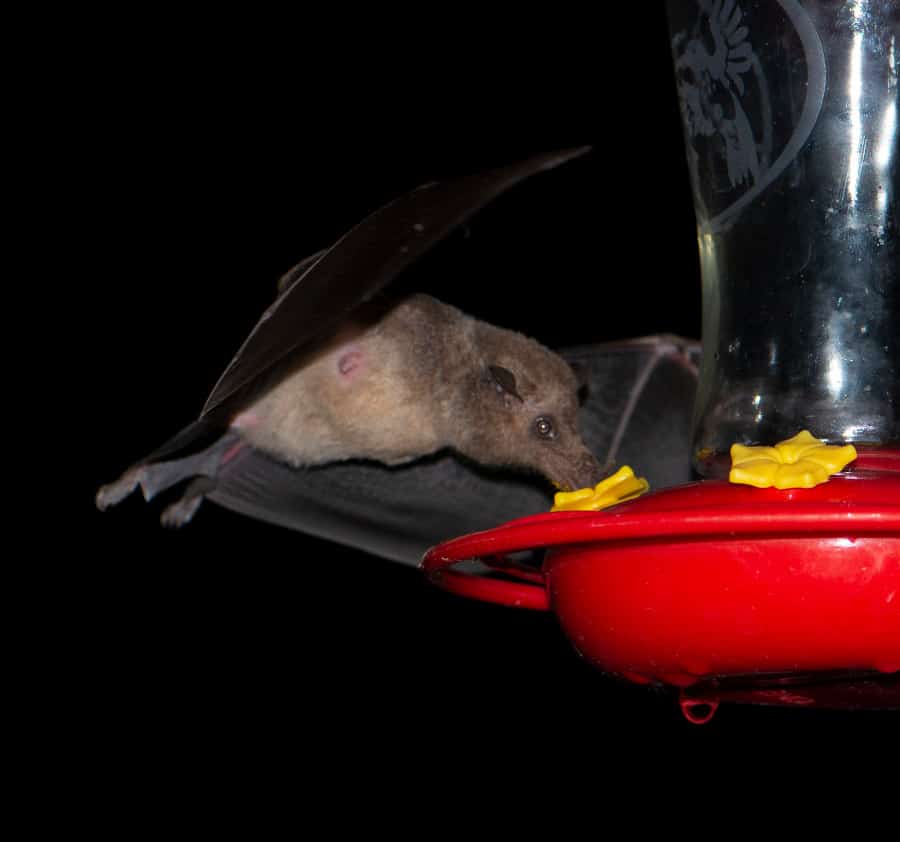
(96, 148), (700, 564)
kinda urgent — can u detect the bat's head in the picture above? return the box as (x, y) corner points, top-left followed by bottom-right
(449, 323), (605, 492)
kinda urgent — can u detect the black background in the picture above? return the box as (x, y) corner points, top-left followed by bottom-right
(74, 7), (893, 792)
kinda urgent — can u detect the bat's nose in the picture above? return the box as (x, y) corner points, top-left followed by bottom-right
(553, 451), (606, 492)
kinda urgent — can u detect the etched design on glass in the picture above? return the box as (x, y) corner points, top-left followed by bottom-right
(672, 0), (826, 233)
(673, 0), (766, 193)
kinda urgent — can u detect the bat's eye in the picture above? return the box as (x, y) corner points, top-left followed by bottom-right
(534, 416), (556, 440)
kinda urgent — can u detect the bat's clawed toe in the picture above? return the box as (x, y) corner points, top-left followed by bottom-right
(159, 476), (215, 528)
(95, 467), (143, 511)
(160, 496), (204, 528)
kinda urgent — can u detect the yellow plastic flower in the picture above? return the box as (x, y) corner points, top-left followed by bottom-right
(551, 465), (649, 512)
(729, 430), (857, 489)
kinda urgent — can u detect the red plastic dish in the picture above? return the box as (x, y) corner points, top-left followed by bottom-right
(422, 462), (900, 716)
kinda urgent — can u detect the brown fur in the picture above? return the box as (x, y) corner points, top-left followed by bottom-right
(236, 294), (602, 491)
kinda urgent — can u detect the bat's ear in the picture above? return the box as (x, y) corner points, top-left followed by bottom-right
(488, 365), (523, 402)
(569, 361), (590, 400)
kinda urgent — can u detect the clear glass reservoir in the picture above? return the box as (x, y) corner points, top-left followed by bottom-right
(665, 0), (898, 476)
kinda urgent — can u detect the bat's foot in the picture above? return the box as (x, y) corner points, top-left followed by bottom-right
(159, 477), (216, 528)
(160, 496), (203, 528)
(95, 467), (143, 511)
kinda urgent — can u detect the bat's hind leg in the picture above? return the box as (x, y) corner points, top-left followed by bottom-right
(160, 476), (217, 528)
(96, 431), (243, 526)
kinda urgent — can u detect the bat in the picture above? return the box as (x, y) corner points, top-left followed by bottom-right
(96, 148), (701, 565)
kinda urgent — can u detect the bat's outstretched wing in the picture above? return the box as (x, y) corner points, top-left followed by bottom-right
(194, 336), (700, 564)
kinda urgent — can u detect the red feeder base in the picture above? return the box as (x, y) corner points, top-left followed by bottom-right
(422, 457), (900, 721)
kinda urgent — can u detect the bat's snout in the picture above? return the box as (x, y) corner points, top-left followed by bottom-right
(549, 450), (607, 493)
